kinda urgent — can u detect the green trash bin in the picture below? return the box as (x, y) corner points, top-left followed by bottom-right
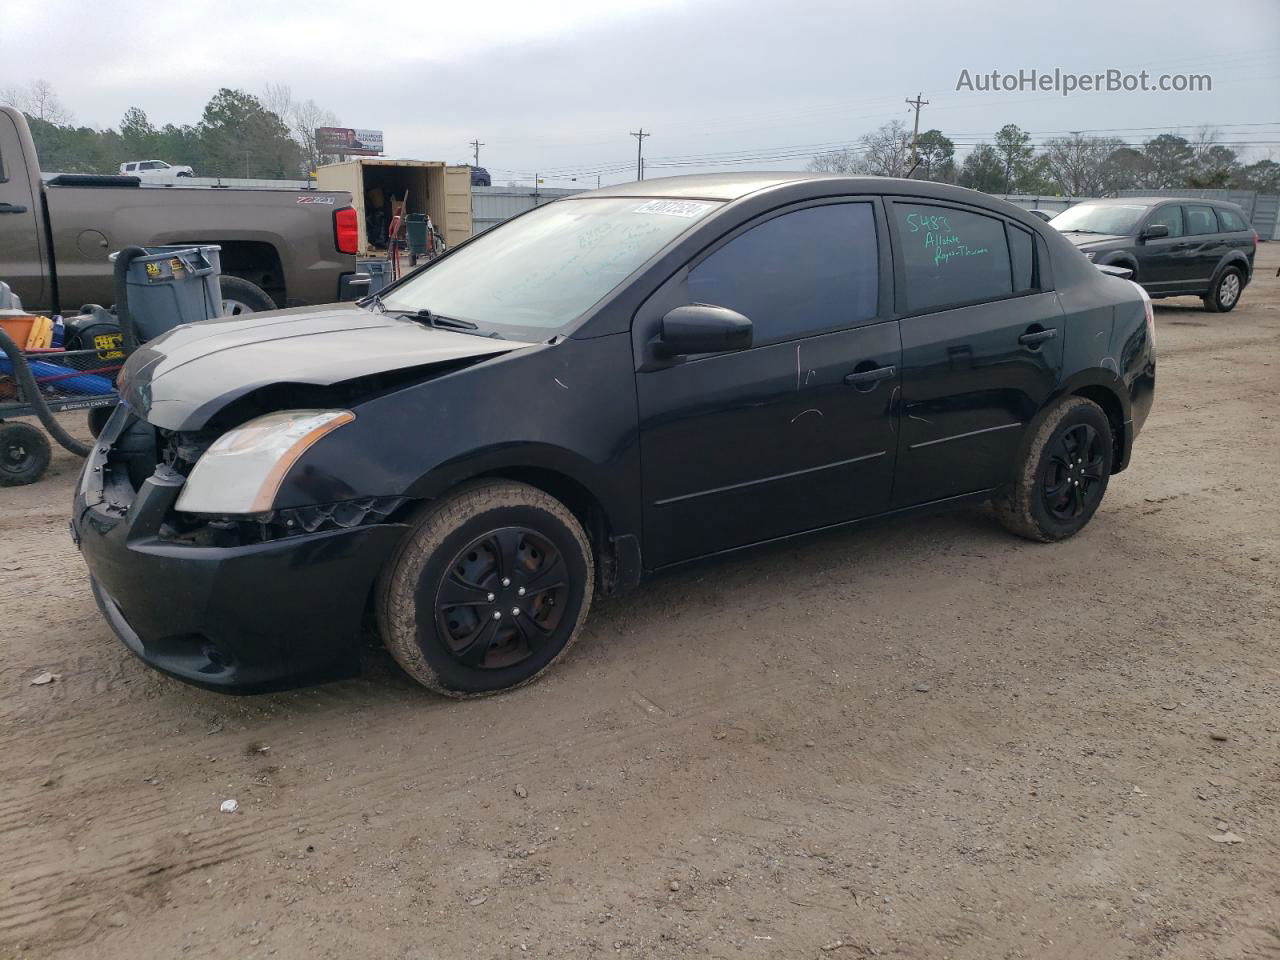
(405, 214), (429, 257)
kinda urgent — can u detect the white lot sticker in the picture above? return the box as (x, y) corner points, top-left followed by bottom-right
(632, 199), (713, 218)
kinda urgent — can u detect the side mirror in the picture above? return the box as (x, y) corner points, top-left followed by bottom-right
(1141, 223), (1170, 241)
(656, 304), (752, 356)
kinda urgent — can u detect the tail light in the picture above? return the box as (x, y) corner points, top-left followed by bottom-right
(333, 207), (359, 255)
(1134, 280), (1156, 350)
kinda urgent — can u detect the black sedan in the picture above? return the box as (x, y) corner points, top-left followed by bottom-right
(73, 173), (1156, 697)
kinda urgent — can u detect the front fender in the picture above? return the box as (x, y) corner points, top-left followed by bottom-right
(273, 332), (644, 543)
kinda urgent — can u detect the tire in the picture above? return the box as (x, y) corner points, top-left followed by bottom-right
(0, 421), (52, 486)
(377, 480), (594, 697)
(993, 397), (1113, 542)
(1203, 267), (1243, 313)
(87, 406), (114, 439)
(217, 276), (278, 316)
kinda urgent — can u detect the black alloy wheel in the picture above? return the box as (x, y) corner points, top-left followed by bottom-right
(993, 396), (1113, 542)
(1041, 422), (1107, 522)
(378, 480), (594, 696)
(434, 526), (570, 670)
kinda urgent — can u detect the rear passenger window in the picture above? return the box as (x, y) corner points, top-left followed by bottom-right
(1008, 225), (1035, 292)
(688, 202), (878, 344)
(1146, 205), (1183, 237)
(1185, 205), (1218, 236)
(893, 203), (1013, 312)
(1216, 207), (1247, 232)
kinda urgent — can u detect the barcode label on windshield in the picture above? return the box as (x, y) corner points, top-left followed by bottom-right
(632, 200), (713, 218)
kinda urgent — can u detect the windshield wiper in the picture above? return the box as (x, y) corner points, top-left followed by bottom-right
(1063, 228), (1106, 235)
(407, 309), (480, 332)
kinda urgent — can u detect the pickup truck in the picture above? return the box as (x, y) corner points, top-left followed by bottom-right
(0, 106), (361, 315)
(119, 160), (195, 179)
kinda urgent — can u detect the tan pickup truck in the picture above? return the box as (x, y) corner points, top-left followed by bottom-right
(0, 106), (361, 315)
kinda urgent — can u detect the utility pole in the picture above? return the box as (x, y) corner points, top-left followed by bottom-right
(630, 129), (650, 181)
(469, 139), (484, 167)
(905, 92), (929, 169)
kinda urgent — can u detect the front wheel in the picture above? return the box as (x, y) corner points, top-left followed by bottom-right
(994, 397), (1113, 542)
(1203, 267), (1243, 313)
(378, 481), (594, 697)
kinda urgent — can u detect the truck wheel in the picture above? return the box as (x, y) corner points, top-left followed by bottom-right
(1203, 267), (1242, 313)
(218, 276), (277, 316)
(993, 397), (1113, 543)
(377, 480), (594, 697)
(0, 421), (52, 486)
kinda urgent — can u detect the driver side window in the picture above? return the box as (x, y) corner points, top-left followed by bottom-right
(687, 202), (879, 346)
(1145, 206), (1183, 238)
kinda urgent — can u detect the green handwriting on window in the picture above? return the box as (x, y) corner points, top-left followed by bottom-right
(905, 211), (991, 267)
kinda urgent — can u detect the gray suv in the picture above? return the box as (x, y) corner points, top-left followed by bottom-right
(1051, 197), (1257, 312)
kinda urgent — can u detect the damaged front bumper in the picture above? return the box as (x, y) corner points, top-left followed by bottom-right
(71, 410), (409, 693)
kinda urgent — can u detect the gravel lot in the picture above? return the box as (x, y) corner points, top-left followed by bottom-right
(2, 246), (1277, 960)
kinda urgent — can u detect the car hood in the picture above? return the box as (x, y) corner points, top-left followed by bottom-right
(1058, 231), (1128, 248)
(119, 303), (536, 430)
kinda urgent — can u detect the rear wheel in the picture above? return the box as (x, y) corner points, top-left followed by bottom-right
(218, 276), (277, 316)
(994, 397), (1112, 542)
(378, 481), (594, 697)
(0, 421), (52, 486)
(1203, 267), (1243, 313)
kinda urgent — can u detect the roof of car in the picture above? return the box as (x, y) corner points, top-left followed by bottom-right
(586, 172), (839, 200)
(583, 171), (1044, 204)
(1075, 196), (1241, 209)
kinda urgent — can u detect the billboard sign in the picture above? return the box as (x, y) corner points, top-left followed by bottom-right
(315, 127), (384, 156)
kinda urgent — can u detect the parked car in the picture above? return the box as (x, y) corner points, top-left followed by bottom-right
(471, 166), (492, 187)
(119, 159), (195, 179)
(1049, 197), (1257, 312)
(1027, 209), (1056, 222)
(1, 107), (362, 315)
(73, 173), (1155, 698)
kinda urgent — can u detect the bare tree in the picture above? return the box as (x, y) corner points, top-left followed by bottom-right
(1041, 134), (1125, 196)
(807, 147), (866, 174)
(261, 83), (340, 174)
(291, 98), (341, 172)
(861, 120), (913, 177)
(261, 82), (294, 122)
(1, 79), (73, 125)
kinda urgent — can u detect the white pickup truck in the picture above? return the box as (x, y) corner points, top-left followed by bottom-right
(118, 159), (195, 179)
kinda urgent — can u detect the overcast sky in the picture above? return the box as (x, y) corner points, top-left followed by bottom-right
(5, 0), (1279, 185)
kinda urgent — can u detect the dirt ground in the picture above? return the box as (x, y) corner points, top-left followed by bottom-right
(2, 247), (1278, 960)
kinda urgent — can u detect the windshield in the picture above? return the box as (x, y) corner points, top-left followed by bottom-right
(379, 197), (722, 333)
(1050, 203), (1149, 236)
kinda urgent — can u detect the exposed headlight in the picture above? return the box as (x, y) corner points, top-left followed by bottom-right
(1083, 251), (1097, 261)
(175, 410), (355, 515)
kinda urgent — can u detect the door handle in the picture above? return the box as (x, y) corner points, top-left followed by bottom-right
(0, 202), (28, 214)
(1018, 328), (1057, 346)
(844, 364), (896, 386)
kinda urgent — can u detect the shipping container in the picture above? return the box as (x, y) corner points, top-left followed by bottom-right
(315, 158), (473, 256)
